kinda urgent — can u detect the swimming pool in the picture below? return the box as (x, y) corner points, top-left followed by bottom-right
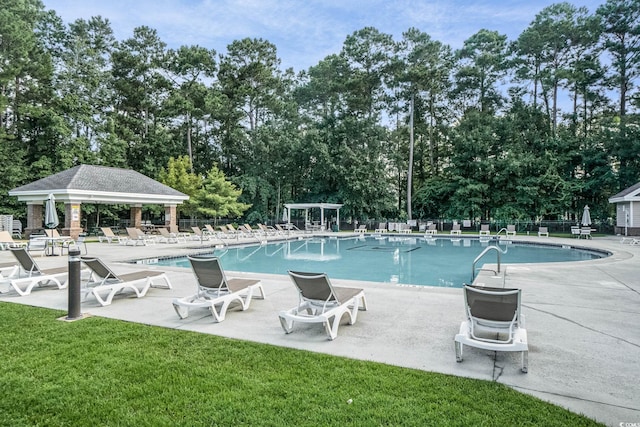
(150, 235), (608, 288)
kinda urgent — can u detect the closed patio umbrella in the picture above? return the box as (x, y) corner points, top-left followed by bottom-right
(581, 205), (591, 227)
(45, 193), (59, 229)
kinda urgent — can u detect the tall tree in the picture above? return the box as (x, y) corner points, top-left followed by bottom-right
(453, 29), (508, 114)
(597, 0), (640, 189)
(164, 45), (217, 170)
(110, 26), (170, 176)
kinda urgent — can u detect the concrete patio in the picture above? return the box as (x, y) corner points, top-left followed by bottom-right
(1, 233), (638, 426)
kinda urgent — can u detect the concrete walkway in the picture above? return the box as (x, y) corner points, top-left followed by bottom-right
(1, 233), (638, 426)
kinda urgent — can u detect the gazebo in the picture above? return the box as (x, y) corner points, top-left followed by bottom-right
(9, 165), (189, 239)
(609, 181), (640, 236)
(283, 203), (343, 231)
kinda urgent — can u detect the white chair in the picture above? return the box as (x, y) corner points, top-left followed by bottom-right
(455, 285), (528, 373)
(172, 256), (265, 322)
(279, 271), (367, 340)
(4, 247), (68, 296)
(538, 227), (549, 237)
(506, 225), (516, 237)
(81, 257), (172, 306)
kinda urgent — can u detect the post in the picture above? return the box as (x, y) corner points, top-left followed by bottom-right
(67, 248), (82, 320)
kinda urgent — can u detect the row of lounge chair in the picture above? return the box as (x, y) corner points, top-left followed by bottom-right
(0, 249), (528, 372)
(96, 224), (307, 246)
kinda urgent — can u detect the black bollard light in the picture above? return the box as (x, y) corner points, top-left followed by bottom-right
(67, 248), (82, 320)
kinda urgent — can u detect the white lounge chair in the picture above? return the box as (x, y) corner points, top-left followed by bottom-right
(570, 226), (580, 238)
(125, 227), (156, 245)
(3, 247), (68, 296)
(0, 230), (26, 250)
(172, 256), (265, 322)
(355, 225), (367, 233)
(157, 227), (185, 243)
(450, 224), (461, 235)
(454, 285), (528, 373)
(538, 227), (549, 237)
(424, 224), (437, 235)
(191, 226), (212, 242)
(374, 222), (387, 233)
(506, 225), (516, 237)
(279, 271), (367, 340)
(81, 257), (172, 306)
(0, 261), (19, 278)
(479, 224), (490, 236)
(98, 227), (124, 244)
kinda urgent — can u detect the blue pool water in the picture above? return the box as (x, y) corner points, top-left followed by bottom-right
(152, 236), (607, 288)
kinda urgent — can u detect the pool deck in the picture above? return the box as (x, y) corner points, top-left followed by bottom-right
(1, 232), (638, 426)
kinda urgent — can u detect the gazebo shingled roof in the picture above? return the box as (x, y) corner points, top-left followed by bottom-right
(9, 164), (188, 204)
(8, 165), (188, 239)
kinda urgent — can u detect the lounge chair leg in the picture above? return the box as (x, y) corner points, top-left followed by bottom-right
(173, 303), (190, 319)
(325, 316), (339, 340)
(358, 294), (368, 311)
(521, 351), (528, 373)
(455, 341), (463, 362)
(209, 302), (228, 322)
(279, 315), (294, 334)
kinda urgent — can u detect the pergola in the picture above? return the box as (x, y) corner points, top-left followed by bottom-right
(283, 203), (343, 231)
(9, 165), (189, 239)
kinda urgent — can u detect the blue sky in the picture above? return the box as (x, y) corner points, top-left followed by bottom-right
(42, 0), (606, 72)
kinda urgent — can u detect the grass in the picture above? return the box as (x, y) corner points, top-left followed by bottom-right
(0, 302), (602, 426)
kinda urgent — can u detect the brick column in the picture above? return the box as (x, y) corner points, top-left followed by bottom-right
(164, 204), (177, 230)
(130, 205), (142, 229)
(63, 202), (83, 239)
(25, 203), (43, 237)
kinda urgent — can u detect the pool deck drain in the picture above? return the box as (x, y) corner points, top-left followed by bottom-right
(1, 233), (638, 426)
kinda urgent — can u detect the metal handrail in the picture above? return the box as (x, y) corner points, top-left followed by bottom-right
(495, 227), (507, 237)
(471, 245), (503, 281)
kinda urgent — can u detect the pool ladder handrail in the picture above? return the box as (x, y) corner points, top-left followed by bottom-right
(495, 227), (507, 237)
(471, 245), (502, 281)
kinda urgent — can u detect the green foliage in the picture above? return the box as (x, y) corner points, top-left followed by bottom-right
(193, 164), (251, 218)
(4, 1), (639, 225)
(158, 156), (202, 218)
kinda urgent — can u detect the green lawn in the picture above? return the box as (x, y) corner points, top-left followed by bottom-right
(0, 302), (601, 426)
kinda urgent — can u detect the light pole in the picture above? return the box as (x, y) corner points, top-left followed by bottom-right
(66, 248), (82, 320)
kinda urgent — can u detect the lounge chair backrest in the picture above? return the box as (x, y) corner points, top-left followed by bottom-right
(464, 286), (520, 323)
(0, 230), (15, 243)
(288, 271), (337, 303)
(507, 225), (516, 232)
(81, 257), (119, 281)
(480, 224), (489, 231)
(45, 229), (61, 238)
(191, 226), (202, 236)
(158, 227), (170, 237)
(188, 256), (227, 291)
(452, 224), (460, 231)
(101, 227), (115, 237)
(204, 224), (216, 233)
(9, 247), (40, 274)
